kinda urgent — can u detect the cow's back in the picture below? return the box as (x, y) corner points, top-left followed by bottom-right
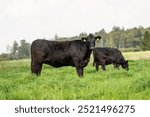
(93, 47), (125, 63)
(93, 47), (114, 59)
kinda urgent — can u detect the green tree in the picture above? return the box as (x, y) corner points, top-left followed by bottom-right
(11, 41), (18, 59)
(110, 26), (122, 48)
(95, 29), (107, 47)
(18, 40), (30, 58)
(141, 31), (150, 50)
(131, 27), (143, 47)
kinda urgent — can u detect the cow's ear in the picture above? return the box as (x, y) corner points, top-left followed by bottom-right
(81, 37), (87, 42)
(126, 60), (128, 63)
(95, 36), (101, 40)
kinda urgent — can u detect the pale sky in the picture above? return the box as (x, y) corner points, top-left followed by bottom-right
(0, 0), (150, 53)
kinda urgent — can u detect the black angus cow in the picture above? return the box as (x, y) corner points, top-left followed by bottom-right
(93, 47), (128, 71)
(31, 34), (101, 77)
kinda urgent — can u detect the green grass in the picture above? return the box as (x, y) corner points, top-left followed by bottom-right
(0, 52), (150, 100)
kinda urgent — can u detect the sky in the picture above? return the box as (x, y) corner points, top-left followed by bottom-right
(0, 0), (150, 53)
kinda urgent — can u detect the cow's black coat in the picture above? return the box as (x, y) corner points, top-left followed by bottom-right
(93, 47), (129, 71)
(31, 34), (101, 77)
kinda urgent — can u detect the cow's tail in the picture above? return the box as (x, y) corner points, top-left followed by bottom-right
(31, 45), (34, 74)
(31, 53), (33, 74)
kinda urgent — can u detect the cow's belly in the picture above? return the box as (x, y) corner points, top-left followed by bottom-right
(105, 59), (113, 65)
(44, 56), (75, 67)
(51, 61), (75, 67)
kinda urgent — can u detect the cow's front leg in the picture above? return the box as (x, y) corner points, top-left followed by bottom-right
(73, 58), (84, 77)
(76, 67), (83, 78)
(31, 61), (43, 76)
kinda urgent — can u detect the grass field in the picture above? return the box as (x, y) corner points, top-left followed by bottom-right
(0, 51), (150, 100)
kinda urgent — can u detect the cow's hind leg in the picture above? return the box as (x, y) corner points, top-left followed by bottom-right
(95, 62), (99, 71)
(101, 64), (106, 71)
(31, 61), (43, 76)
(100, 60), (106, 71)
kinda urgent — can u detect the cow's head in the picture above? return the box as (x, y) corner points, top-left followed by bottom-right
(81, 34), (101, 50)
(121, 60), (129, 70)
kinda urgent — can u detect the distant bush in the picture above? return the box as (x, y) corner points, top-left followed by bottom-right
(0, 53), (9, 61)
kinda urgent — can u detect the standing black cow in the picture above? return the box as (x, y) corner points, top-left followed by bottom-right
(93, 47), (128, 71)
(31, 34), (101, 77)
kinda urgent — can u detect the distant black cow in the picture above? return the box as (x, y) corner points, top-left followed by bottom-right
(93, 47), (128, 71)
(31, 34), (101, 77)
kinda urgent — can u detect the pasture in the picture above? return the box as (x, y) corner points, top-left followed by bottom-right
(0, 51), (150, 100)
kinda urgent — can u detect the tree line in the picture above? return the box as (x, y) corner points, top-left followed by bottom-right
(0, 39), (31, 60)
(0, 26), (150, 61)
(55, 26), (150, 51)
